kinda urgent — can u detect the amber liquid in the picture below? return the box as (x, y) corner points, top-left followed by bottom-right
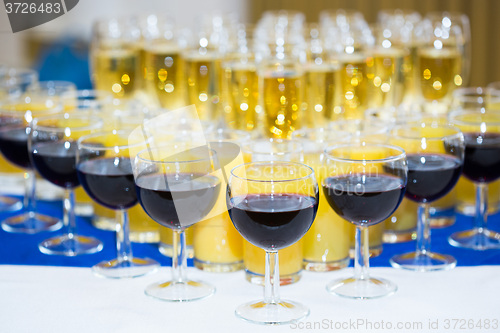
(222, 61), (259, 131)
(144, 44), (187, 110)
(336, 53), (369, 120)
(91, 47), (139, 99)
(304, 63), (339, 127)
(184, 51), (222, 121)
(262, 72), (305, 139)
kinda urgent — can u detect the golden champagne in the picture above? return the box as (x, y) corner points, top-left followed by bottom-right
(262, 72), (305, 139)
(222, 62), (259, 131)
(145, 44), (186, 110)
(304, 63), (339, 127)
(91, 47), (139, 98)
(184, 52), (221, 120)
(366, 47), (406, 108)
(418, 47), (462, 103)
(336, 53), (369, 120)
(402, 44), (420, 104)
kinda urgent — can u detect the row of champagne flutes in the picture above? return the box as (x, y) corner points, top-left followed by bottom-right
(90, 9), (471, 138)
(1, 69), (500, 325)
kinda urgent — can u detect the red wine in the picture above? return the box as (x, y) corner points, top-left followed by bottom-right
(77, 157), (137, 210)
(31, 141), (80, 188)
(136, 173), (220, 230)
(0, 127), (31, 168)
(405, 154), (462, 203)
(322, 175), (405, 226)
(229, 194), (318, 251)
(463, 132), (500, 183)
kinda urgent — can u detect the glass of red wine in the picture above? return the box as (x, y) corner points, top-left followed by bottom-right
(228, 161), (318, 325)
(323, 143), (407, 299)
(0, 98), (62, 233)
(133, 144), (221, 301)
(389, 122), (464, 271)
(448, 110), (500, 249)
(77, 130), (159, 278)
(30, 113), (104, 255)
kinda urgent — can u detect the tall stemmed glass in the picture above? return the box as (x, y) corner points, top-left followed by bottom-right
(133, 144), (221, 301)
(228, 162), (318, 325)
(390, 123), (464, 271)
(0, 98), (62, 233)
(30, 113), (104, 255)
(77, 130), (159, 277)
(323, 143), (407, 299)
(448, 110), (500, 249)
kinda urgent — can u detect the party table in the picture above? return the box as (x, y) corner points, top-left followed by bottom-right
(0, 196), (499, 333)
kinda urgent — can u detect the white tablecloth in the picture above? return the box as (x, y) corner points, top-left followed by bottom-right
(0, 265), (498, 333)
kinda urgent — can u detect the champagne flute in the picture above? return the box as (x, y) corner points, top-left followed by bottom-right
(228, 161), (318, 324)
(323, 143), (407, 299)
(448, 110), (500, 249)
(77, 130), (159, 277)
(31, 113), (103, 255)
(390, 123), (464, 271)
(133, 144), (221, 301)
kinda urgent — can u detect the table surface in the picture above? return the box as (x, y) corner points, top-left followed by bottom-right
(1, 195), (500, 332)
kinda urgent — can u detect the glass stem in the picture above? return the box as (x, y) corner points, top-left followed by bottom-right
(474, 183), (488, 234)
(416, 203), (431, 256)
(354, 226), (370, 281)
(116, 209), (133, 263)
(24, 169), (36, 222)
(172, 229), (187, 283)
(63, 189), (76, 238)
(264, 250), (280, 304)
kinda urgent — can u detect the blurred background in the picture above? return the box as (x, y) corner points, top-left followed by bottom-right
(1, 0), (499, 87)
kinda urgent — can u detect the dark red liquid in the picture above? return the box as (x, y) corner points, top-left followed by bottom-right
(463, 132), (500, 183)
(322, 175), (405, 226)
(77, 157), (137, 210)
(136, 173), (220, 230)
(31, 141), (80, 188)
(405, 154), (462, 203)
(0, 127), (31, 168)
(229, 194), (318, 251)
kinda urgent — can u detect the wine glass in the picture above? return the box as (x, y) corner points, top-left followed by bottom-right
(448, 110), (500, 250)
(0, 97), (62, 233)
(228, 161), (318, 325)
(390, 122), (464, 271)
(30, 113), (104, 255)
(77, 130), (159, 277)
(133, 144), (221, 301)
(323, 143), (407, 299)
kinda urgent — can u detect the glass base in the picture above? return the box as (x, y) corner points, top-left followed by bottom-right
(235, 300), (309, 325)
(0, 196), (22, 212)
(145, 280), (215, 302)
(326, 277), (397, 300)
(74, 202), (93, 217)
(39, 234), (103, 256)
(159, 243), (194, 259)
(430, 216), (455, 228)
(194, 258), (243, 273)
(303, 257), (350, 272)
(383, 229), (416, 243)
(456, 201), (500, 216)
(349, 245), (382, 258)
(92, 257), (160, 279)
(245, 270), (301, 286)
(448, 228), (500, 250)
(390, 251), (456, 272)
(2, 213), (61, 234)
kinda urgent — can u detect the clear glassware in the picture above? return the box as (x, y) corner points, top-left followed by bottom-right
(77, 130), (159, 277)
(133, 144), (220, 301)
(0, 97), (62, 233)
(31, 113), (103, 255)
(228, 161), (318, 325)
(452, 87), (500, 111)
(26, 81), (77, 99)
(448, 110), (500, 250)
(323, 143), (407, 299)
(390, 123), (464, 271)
